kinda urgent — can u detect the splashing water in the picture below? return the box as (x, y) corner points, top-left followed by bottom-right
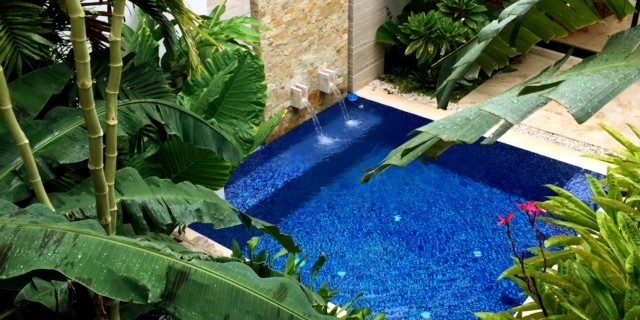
(345, 119), (361, 128)
(317, 134), (337, 145)
(302, 100), (324, 136)
(302, 100), (338, 145)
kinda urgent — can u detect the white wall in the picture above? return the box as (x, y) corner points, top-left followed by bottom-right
(184, 0), (209, 15)
(207, 0), (251, 17)
(348, 0), (409, 91)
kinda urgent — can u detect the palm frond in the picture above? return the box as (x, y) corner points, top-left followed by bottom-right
(0, 0), (55, 79)
(130, 0), (203, 72)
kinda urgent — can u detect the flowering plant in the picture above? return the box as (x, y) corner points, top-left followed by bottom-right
(477, 125), (640, 319)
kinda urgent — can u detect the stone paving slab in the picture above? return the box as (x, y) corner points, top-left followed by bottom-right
(457, 46), (640, 151)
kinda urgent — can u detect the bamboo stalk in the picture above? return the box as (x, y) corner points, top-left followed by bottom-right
(65, 0), (110, 230)
(105, 0), (126, 235)
(0, 68), (54, 211)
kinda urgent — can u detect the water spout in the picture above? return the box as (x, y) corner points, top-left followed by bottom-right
(319, 69), (360, 127)
(291, 83), (327, 138)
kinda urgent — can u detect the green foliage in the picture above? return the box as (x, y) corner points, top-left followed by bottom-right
(178, 48), (276, 155)
(50, 167), (242, 234)
(0, 0), (55, 80)
(198, 1), (265, 54)
(7, 63), (73, 119)
(14, 278), (70, 314)
(231, 238), (386, 320)
(0, 2), (352, 320)
(401, 12), (470, 65)
(375, 0), (488, 92)
(0, 203), (335, 320)
(363, 26), (640, 182)
(480, 125), (640, 319)
(437, 0), (489, 30)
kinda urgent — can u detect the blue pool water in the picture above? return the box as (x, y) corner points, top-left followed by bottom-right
(192, 98), (594, 319)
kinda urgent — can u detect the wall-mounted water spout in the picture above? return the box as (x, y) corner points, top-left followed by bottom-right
(318, 68), (337, 94)
(290, 83), (326, 136)
(318, 68), (357, 125)
(290, 83), (309, 109)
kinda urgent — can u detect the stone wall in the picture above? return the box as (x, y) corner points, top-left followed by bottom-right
(348, 0), (406, 91)
(247, 0), (349, 138)
(206, 0), (407, 139)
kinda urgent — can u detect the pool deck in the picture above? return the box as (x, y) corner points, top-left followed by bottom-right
(456, 47), (640, 153)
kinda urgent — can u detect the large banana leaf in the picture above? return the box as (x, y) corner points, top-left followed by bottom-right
(519, 26), (640, 123)
(50, 167), (240, 234)
(179, 49), (269, 154)
(435, 0), (635, 108)
(119, 100), (244, 163)
(0, 100), (244, 203)
(0, 205), (332, 320)
(48, 167), (302, 254)
(126, 113), (287, 191)
(92, 51), (175, 101)
(128, 139), (233, 191)
(0, 108), (89, 202)
(364, 26), (640, 181)
(8, 62), (73, 119)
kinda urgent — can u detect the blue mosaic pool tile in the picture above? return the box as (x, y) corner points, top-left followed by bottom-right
(191, 99), (596, 319)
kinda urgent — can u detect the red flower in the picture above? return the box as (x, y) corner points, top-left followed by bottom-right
(497, 212), (515, 226)
(518, 201), (546, 217)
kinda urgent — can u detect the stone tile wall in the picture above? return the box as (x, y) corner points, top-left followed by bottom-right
(207, 0), (407, 139)
(247, 0), (349, 139)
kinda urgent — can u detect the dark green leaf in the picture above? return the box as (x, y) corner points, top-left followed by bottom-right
(0, 213), (335, 320)
(131, 139), (233, 190)
(14, 277), (70, 313)
(435, 0), (634, 108)
(9, 63), (73, 118)
(50, 168), (242, 234)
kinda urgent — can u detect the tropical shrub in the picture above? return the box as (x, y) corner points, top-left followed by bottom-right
(400, 12), (470, 65)
(375, 0), (489, 92)
(0, 2), (373, 319)
(437, 0), (489, 30)
(477, 125), (640, 319)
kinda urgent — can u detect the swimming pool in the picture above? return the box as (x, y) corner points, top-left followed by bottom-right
(192, 98), (594, 319)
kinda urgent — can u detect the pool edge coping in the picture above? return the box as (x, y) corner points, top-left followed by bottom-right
(355, 85), (609, 175)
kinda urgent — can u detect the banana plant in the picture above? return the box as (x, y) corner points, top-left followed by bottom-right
(0, 1), (338, 319)
(364, 26), (640, 182)
(435, 0), (635, 108)
(477, 125), (640, 319)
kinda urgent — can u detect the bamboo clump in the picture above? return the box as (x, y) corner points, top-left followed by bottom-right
(65, 0), (110, 231)
(105, 0), (126, 235)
